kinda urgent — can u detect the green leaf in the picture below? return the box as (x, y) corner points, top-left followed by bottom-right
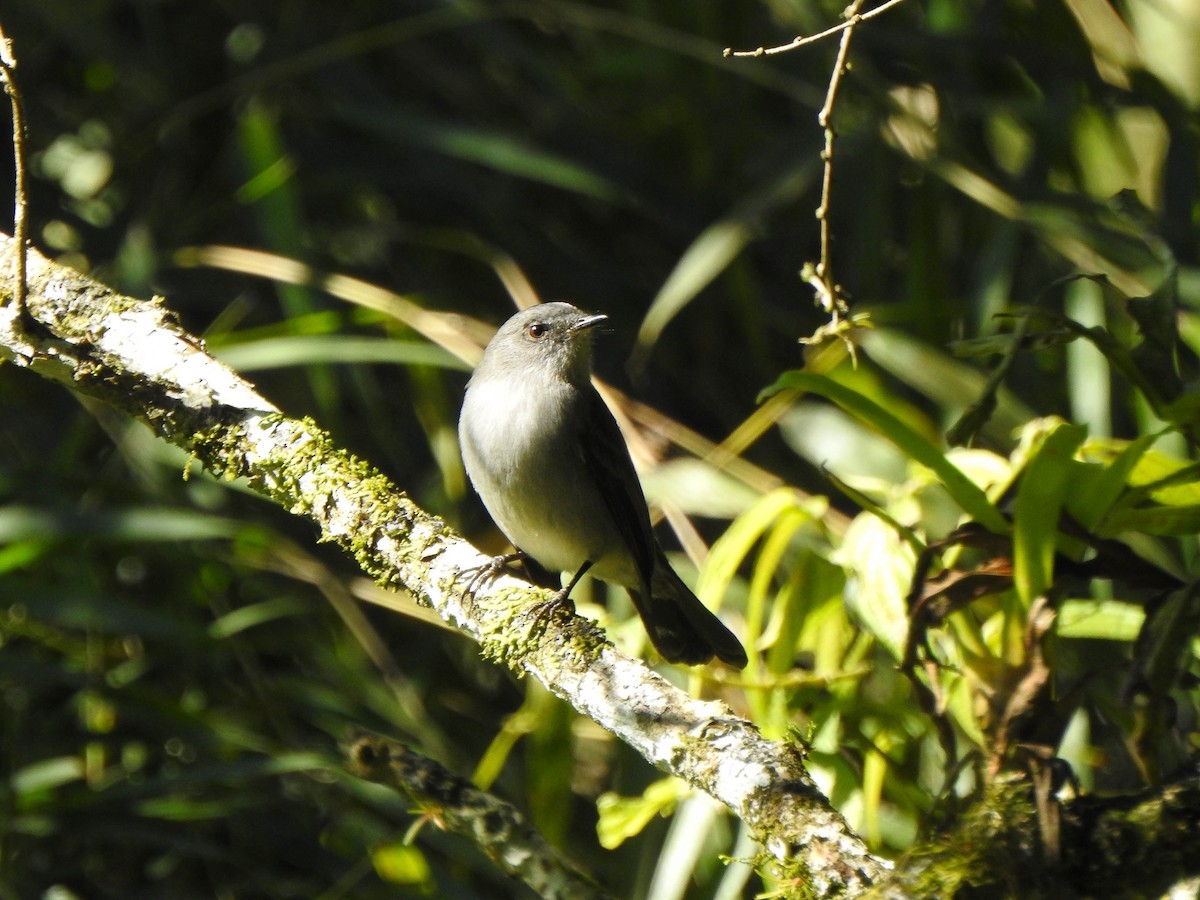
(215, 336), (466, 372)
(137, 797), (247, 821)
(640, 457), (762, 519)
(1012, 421), (1087, 606)
(635, 220), (755, 355)
(0, 539), (48, 575)
(208, 597), (310, 639)
(860, 328), (1034, 444)
(1102, 504), (1200, 536)
(596, 778), (685, 849)
(697, 489), (822, 605)
(761, 372), (1008, 533)
(11, 756), (85, 797)
(1070, 433), (1159, 531)
(634, 161), (815, 363)
(526, 682), (574, 845)
(1008, 307), (1185, 426)
(372, 842), (433, 888)
(835, 514), (914, 661)
(1128, 275), (1183, 403)
(794, 563), (855, 676)
(944, 671), (987, 748)
(0, 507), (244, 543)
(338, 104), (623, 201)
(1093, 446), (1200, 535)
(744, 507), (811, 672)
(1058, 599), (1144, 641)
(1128, 452), (1200, 502)
(762, 562), (809, 679)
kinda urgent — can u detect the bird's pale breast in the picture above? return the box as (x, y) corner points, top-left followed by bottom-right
(460, 374), (636, 585)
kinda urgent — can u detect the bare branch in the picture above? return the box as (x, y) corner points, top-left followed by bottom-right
(0, 23), (29, 323)
(722, 0), (909, 59)
(807, 0), (864, 320)
(724, 0), (911, 353)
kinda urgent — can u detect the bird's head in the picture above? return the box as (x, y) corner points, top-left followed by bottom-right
(481, 302), (609, 385)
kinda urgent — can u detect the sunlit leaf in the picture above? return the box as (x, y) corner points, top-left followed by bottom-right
(1102, 504), (1200, 536)
(744, 507), (810, 670)
(1071, 433), (1158, 531)
(338, 104), (623, 201)
(651, 793), (728, 898)
(835, 515), (914, 661)
(641, 457), (762, 519)
(11, 757), (85, 797)
(0, 507), (244, 543)
(0, 539), (48, 575)
(372, 841), (434, 888)
(215, 336), (465, 372)
(1012, 420), (1086, 606)
(762, 372), (1009, 533)
(697, 488), (818, 606)
(208, 597), (310, 639)
(636, 220), (755, 356)
(596, 778), (685, 849)
(1058, 599), (1144, 641)
(860, 329), (1034, 443)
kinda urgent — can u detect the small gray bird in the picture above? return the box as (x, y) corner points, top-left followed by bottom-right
(458, 302), (747, 668)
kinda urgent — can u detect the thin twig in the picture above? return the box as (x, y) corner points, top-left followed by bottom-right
(726, 0), (910, 343)
(806, 1), (864, 319)
(0, 24), (28, 321)
(722, 0), (908, 58)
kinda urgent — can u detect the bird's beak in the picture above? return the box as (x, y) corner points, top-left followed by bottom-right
(570, 313), (608, 332)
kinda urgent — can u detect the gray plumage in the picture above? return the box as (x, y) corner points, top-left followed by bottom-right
(459, 302), (747, 668)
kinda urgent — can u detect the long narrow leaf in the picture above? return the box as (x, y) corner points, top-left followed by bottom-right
(761, 372), (1008, 533)
(1012, 421), (1087, 605)
(1071, 432), (1159, 531)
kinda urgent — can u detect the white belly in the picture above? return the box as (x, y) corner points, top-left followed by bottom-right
(460, 375), (637, 585)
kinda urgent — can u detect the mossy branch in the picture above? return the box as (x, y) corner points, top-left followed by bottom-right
(0, 234), (886, 897)
(349, 735), (613, 900)
(869, 778), (1200, 899)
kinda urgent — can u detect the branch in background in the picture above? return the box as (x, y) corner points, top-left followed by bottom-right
(349, 735), (614, 900)
(0, 235), (888, 897)
(804, 0), (864, 320)
(722, 0), (909, 59)
(0, 24), (30, 325)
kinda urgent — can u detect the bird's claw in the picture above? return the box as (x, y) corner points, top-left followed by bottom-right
(458, 551), (526, 612)
(524, 590), (576, 632)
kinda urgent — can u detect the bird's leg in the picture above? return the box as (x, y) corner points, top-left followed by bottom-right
(458, 550), (529, 611)
(527, 560), (592, 622)
(558, 560), (593, 605)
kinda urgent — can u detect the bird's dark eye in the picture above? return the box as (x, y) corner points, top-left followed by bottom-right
(526, 322), (548, 339)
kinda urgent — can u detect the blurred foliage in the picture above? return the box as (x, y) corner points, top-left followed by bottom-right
(1, 0), (1199, 897)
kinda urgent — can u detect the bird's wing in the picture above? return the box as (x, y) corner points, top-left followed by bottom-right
(577, 387), (657, 589)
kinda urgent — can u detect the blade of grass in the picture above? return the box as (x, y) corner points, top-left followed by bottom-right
(762, 372), (1008, 533)
(1012, 421), (1087, 606)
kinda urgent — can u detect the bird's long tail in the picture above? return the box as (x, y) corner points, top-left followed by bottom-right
(629, 554), (747, 668)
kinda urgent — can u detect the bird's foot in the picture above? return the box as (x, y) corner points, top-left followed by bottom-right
(458, 551), (527, 612)
(525, 589), (576, 630)
(523, 559), (588, 637)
